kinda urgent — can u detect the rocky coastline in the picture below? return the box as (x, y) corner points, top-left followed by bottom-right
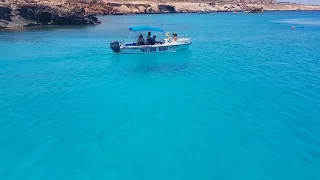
(1, 0), (320, 29)
(75, 1), (320, 15)
(0, 0), (101, 29)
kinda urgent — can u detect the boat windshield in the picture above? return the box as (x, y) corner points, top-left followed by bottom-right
(126, 27), (164, 46)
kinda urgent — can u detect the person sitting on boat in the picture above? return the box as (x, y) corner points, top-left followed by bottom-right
(137, 34), (145, 46)
(147, 32), (151, 39)
(146, 32), (153, 45)
(148, 35), (157, 45)
(166, 32), (172, 41)
(172, 32), (178, 41)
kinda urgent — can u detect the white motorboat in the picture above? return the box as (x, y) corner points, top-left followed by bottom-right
(110, 26), (192, 54)
(197, 9), (210, 14)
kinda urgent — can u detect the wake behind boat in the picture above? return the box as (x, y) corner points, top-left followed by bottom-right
(110, 26), (192, 54)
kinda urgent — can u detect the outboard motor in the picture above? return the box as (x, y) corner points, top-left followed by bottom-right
(110, 41), (121, 53)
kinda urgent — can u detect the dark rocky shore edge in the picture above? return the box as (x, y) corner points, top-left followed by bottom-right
(0, 2), (101, 29)
(1, 0), (320, 29)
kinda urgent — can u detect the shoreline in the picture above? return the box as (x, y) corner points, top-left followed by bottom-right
(105, 10), (320, 17)
(91, 2), (320, 14)
(2, 10), (319, 31)
(106, 9), (320, 15)
(1, 0), (320, 30)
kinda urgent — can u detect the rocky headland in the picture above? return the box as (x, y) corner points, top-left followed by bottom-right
(1, 0), (320, 29)
(0, 0), (101, 29)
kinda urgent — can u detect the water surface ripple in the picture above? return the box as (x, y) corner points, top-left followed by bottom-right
(1, 11), (320, 180)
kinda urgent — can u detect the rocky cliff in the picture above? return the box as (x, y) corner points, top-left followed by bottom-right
(70, 0), (320, 15)
(1, 0), (320, 29)
(0, 0), (100, 29)
(56, 0), (268, 15)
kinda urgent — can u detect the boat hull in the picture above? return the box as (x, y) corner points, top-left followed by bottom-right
(119, 42), (191, 54)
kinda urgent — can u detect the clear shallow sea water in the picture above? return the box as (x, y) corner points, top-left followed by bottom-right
(1, 11), (320, 180)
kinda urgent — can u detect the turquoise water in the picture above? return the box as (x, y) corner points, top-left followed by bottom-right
(1, 11), (320, 180)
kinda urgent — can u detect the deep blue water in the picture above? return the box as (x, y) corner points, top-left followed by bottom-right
(1, 11), (320, 180)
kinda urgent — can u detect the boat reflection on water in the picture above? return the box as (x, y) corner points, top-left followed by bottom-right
(113, 49), (194, 76)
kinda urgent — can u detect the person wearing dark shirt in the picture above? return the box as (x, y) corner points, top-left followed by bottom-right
(137, 34), (145, 46)
(151, 35), (157, 45)
(146, 32), (152, 45)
